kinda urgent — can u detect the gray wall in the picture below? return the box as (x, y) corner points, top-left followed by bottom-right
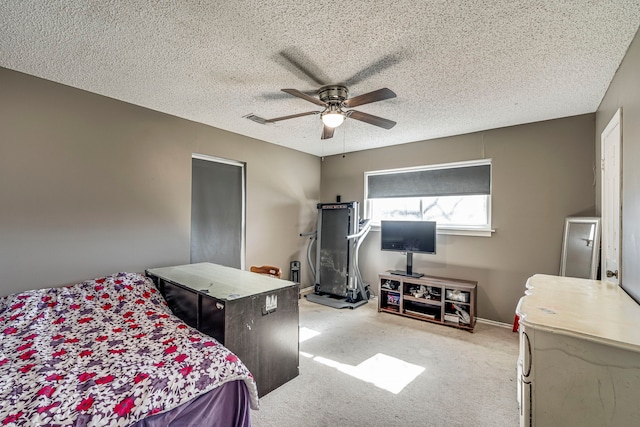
(321, 114), (595, 324)
(0, 67), (320, 296)
(0, 64), (601, 324)
(596, 27), (640, 300)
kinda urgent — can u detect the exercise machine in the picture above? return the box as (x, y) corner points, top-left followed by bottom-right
(300, 201), (371, 309)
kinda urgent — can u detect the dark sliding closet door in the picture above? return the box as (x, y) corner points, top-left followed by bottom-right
(190, 156), (245, 268)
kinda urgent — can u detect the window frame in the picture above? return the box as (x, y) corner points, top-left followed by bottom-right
(364, 159), (494, 237)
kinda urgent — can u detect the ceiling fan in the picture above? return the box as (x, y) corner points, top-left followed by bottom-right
(245, 85), (397, 140)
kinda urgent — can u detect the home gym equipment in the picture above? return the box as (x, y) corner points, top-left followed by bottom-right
(300, 201), (371, 309)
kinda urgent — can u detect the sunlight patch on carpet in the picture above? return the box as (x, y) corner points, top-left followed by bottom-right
(313, 353), (425, 394)
(299, 326), (321, 343)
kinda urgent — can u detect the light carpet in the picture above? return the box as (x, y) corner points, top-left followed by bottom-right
(251, 296), (519, 426)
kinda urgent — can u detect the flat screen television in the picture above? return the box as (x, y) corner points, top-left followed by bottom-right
(381, 220), (436, 278)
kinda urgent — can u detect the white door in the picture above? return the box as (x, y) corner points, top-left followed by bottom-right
(601, 109), (622, 285)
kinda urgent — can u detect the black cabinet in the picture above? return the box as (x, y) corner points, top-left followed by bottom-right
(146, 263), (299, 397)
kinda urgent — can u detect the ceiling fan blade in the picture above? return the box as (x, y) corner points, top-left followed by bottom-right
(343, 88), (397, 108)
(276, 48), (329, 86)
(321, 125), (335, 140)
(342, 53), (402, 87)
(261, 90), (316, 101)
(347, 110), (396, 129)
(282, 89), (326, 107)
(264, 111), (320, 123)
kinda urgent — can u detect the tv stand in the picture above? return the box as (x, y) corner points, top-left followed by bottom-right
(378, 272), (477, 332)
(390, 270), (424, 278)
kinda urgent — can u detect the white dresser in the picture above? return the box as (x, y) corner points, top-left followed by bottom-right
(516, 274), (640, 426)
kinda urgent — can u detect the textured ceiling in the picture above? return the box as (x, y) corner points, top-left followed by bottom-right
(1, 1), (639, 156)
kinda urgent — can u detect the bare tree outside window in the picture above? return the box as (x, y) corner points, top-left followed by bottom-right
(369, 195), (489, 228)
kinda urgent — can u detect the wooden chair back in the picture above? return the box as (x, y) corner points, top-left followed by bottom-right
(250, 265), (282, 279)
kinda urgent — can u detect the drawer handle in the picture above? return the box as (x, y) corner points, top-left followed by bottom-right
(523, 331), (532, 377)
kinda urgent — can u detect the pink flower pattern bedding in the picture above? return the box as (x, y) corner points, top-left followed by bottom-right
(0, 272), (259, 426)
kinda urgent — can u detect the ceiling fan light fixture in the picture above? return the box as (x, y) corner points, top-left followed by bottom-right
(320, 103), (344, 128)
(321, 109), (345, 128)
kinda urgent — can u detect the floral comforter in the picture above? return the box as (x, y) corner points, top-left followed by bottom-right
(0, 272), (259, 426)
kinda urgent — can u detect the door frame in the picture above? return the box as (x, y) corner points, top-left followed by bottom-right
(191, 153), (246, 269)
(600, 108), (622, 285)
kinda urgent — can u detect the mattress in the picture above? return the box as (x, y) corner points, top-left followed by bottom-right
(0, 272), (259, 426)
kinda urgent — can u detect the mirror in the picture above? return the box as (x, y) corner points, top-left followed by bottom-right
(560, 217), (601, 279)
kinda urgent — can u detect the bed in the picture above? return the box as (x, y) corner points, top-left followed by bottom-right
(0, 272), (259, 426)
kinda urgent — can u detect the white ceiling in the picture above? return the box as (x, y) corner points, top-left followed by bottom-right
(2, 1), (639, 157)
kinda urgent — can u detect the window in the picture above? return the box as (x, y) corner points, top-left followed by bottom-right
(365, 159), (492, 236)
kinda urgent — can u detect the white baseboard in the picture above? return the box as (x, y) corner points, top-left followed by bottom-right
(299, 286), (314, 296)
(476, 317), (513, 329)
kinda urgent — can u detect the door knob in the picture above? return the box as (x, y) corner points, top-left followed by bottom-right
(606, 270), (619, 278)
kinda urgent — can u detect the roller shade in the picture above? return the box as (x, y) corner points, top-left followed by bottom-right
(367, 164), (491, 199)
